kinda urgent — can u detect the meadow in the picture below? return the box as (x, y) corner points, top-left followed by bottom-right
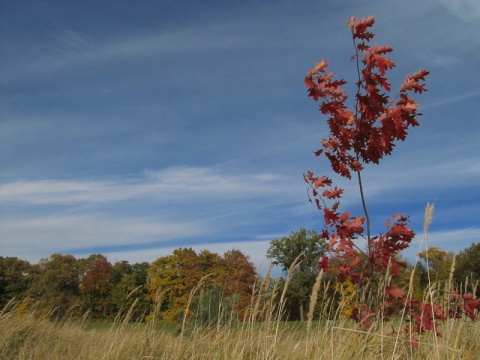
(2, 272), (479, 360)
(1, 309), (479, 359)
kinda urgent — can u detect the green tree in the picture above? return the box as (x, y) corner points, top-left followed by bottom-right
(108, 261), (151, 321)
(189, 285), (239, 327)
(29, 254), (80, 319)
(454, 242), (480, 294)
(0, 257), (33, 308)
(267, 229), (327, 320)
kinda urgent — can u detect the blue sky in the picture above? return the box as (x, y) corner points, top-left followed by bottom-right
(1, 0), (479, 270)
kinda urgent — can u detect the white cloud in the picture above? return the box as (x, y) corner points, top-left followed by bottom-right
(423, 91), (480, 110)
(0, 214), (210, 260)
(0, 166), (304, 265)
(0, 214), (208, 245)
(0, 166), (296, 205)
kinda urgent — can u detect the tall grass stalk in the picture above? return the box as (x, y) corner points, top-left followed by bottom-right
(307, 269), (324, 333)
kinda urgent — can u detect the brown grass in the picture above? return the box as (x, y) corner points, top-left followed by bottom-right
(1, 307), (479, 359)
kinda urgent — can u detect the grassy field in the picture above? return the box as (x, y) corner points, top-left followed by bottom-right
(2, 304), (479, 359)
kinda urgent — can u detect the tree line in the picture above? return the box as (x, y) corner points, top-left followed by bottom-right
(1, 230), (479, 323)
(0, 248), (256, 323)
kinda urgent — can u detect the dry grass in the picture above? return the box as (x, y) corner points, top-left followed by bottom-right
(1, 308), (479, 359)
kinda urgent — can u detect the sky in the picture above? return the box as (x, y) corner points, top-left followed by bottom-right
(1, 0), (479, 271)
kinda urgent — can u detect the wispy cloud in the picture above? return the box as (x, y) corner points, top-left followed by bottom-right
(0, 166), (297, 205)
(438, 0), (480, 21)
(2, 20), (263, 84)
(0, 166), (304, 263)
(0, 214), (212, 265)
(423, 91), (480, 110)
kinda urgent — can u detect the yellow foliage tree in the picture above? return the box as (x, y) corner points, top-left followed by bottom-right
(419, 246), (455, 289)
(147, 248), (229, 322)
(335, 278), (357, 319)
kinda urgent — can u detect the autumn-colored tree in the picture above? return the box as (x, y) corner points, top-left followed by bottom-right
(78, 254), (113, 317)
(28, 254), (80, 319)
(147, 248), (257, 323)
(147, 248), (205, 322)
(0, 256), (33, 308)
(305, 16), (428, 288)
(304, 16), (480, 345)
(197, 249), (227, 286)
(304, 16), (431, 338)
(222, 249), (257, 317)
(419, 247), (455, 287)
(335, 278), (357, 319)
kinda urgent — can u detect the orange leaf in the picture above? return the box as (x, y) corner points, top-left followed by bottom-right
(350, 256), (362, 267)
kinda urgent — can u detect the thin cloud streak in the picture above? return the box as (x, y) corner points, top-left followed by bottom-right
(423, 90), (480, 110)
(0, 214), (211, 254)
(0, 166), (297, 205)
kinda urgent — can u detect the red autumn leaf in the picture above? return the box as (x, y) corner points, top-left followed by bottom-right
(343, 248), (357, 258)
(465, 300), (480, 320)
(423, 315), (435, 331)
(328, 234), (338, 251)
(348, 216), (364, 229)
(308, 60), (329, 77)
(351, 160), (362, 171)
(324, 207), (339, 225)
(332, 201), (340, 211)
(385, 285), (405, 298)
(410, 336), (419, 349)
(313, 176), (332, 189)
(351, 305), (373, 328)
(375, 54), (395, 75)
(322, 187), (343, 199)
(350, 256), (362, 267)
(304, 76), (317, 89)
(349, 16), (375, 40)
(318, 255), (330, 270)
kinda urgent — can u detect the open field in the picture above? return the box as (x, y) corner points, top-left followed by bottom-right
(1, 309), (479, 359)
